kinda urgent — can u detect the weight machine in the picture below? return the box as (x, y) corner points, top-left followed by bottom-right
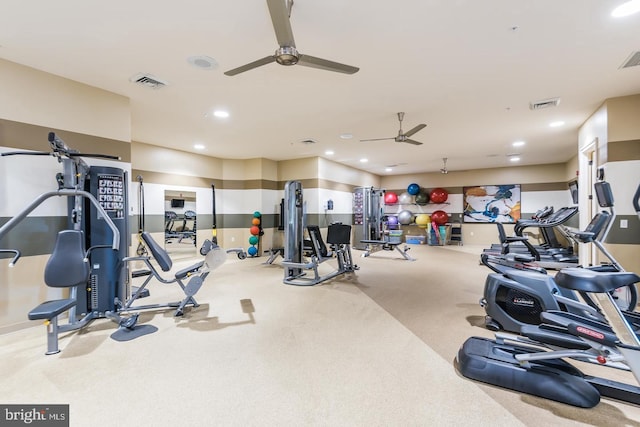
(0, 133), (219, 354)
(281, 180), (358, 286)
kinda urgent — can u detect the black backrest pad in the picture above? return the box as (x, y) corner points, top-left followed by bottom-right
(44, 230), (90, 288)
(142, 232), (172, 271)
(327, 223), (351, 245)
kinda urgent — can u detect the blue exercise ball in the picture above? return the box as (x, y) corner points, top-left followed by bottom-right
(407, 183), (420, 196)
(247, 246), (258, 256)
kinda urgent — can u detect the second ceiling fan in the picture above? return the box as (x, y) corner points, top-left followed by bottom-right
(224, 0), (359, 76)
(360, 112), (427, 145)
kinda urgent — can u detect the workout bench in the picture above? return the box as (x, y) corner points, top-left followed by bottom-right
(119, 232), (211, 317)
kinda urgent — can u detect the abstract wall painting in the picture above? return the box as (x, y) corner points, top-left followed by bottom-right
(463, 184), (521, 223)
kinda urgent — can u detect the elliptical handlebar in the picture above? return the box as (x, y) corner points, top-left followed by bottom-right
(0, 249), (21, 267)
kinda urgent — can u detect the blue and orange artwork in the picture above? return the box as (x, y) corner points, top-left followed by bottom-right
(463, 184), (521, 223)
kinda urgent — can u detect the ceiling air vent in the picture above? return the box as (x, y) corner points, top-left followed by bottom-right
(529, 97), (561, 110)
(129, 73), (168, 89)
(299, 138), (317, 145)
(620, 51), (640, 69)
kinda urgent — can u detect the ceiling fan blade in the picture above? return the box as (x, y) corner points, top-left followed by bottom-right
(403, 123), (427, 138)
(297, 54), (360, 74)
(360, 137), (395, 142)
(267, 0), (296, 47)
(224, 56), (276, 76)
(404, 139), (423, 146)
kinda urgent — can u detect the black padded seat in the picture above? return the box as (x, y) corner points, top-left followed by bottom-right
(555, 268), (640, 293)
(29, 298), (76, 320)
(175, 261), (205, 280)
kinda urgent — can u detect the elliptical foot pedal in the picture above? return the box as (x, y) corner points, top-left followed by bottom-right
(456, 336), (600, 408)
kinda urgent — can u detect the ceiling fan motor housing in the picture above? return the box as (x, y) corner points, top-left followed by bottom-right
(276, 46), (299, 65)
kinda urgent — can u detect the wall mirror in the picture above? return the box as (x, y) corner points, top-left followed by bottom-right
(164, 190), (197, 259)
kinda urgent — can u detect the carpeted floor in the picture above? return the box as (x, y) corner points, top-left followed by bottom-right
(1, 244), (640, 426)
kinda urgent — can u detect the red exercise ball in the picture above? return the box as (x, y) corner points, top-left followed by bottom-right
(250, 226), (260, 236)
(384, 192), (398, 205)
(431, 210), (449, 225)
(429, 188), (449, 204)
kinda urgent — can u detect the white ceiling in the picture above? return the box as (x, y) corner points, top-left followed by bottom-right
(1, 1), (639, 175)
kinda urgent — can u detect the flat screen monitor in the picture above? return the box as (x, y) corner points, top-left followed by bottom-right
(171, 199), (185, 208)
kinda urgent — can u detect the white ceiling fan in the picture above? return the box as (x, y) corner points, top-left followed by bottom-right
(224, 0), (359, 76)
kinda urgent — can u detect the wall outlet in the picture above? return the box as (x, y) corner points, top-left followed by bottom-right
(620, 219), (628, 229)
(469, 231), (474, 236)
(231, 237), (235, 242)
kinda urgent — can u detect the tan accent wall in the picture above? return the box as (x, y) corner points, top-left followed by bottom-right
(565, 154), (579, 181)
(607, 94), (640, 143)
(608, 140), (640, 162)
(0, 58), (130, 142)
(132, 141), (222, 179)
(318, 157), (381, 187)
(277, 157), (319, 181)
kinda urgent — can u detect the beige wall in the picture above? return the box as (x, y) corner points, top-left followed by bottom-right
(607, 94), (640, 143)
(0, 58), (130, 142)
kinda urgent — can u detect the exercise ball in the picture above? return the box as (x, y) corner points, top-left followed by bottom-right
(397, 209), (414, 225)
(250, 225), (260, 235)
(431, 210), (449, 225)
(247, 246), (258, 256)
(384, 192), (398, 205)
(204, 244), (227, 270)
(398, 192), (413, 205)
(253, 211), (262, 218)
(407, 183), (420, 196)
(415, 192), (429, 205)
(430, 188), (449, 204)
(252, 217), (261, 226)
(249, 235), (259, 245)
(415, 214), (431, 228)
(387, 215), (399, 229)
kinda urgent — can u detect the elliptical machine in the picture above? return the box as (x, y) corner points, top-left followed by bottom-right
(456, 182), (640, 408)
(480, 180), (637, 333)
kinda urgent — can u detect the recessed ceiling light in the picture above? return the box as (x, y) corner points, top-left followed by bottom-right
(549, 121), (565, 127)
(187, 55), (219, 70)
(612, 0), (640, 17)
(213, 110), (229, 118)
(512, 141), (526, 147)
(360, 158), (368, 163)
(509, 157), (521, 162)
(325, 150), (334, 155)
(194, 143), (205, 150)
(339, 133), (353, 139)
(385, 167), (393, 172)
